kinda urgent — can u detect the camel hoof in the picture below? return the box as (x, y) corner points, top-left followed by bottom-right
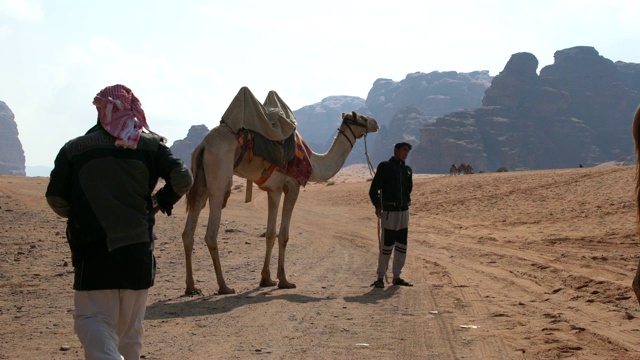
(184, 288), (202, 296)
(260, 279), (277, 287)
(278, 282), (297, 289)
(217, 286), (235, 295)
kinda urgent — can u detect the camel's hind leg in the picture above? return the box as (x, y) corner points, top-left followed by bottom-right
(259, 180), (300, 289)
(260, 188), (282, 287)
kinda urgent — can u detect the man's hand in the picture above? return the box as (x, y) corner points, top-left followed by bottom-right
(151, 195), (165, 214)
(375, 207), (381, 218)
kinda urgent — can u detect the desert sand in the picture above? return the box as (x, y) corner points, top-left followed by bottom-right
(1, 164), (639, 360)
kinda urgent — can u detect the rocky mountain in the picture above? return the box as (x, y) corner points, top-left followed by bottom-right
(413, 46), (640, 173)
(294, 96), (366, 152)
(364, 71), (492, 126)
(292, 71), (492, 166)
(167, 46), (640, 175)
(372, 105), (431, 161)
(170, 124), (210, 167)
(0, 101), (26, 176)
(362, 71), (492, 165)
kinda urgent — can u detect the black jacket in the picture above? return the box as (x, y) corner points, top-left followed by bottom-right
(46, 126), (193, 290)
(369, 156), (413, 211)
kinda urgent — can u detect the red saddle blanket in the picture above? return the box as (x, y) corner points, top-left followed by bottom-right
(284, 132), (313, 186)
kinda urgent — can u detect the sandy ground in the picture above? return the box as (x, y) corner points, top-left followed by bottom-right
(1, 164), (640, 360)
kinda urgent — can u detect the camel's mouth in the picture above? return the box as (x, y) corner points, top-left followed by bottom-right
(355, 114), (379, 133)
(342, 112), (379, 134)
(367, 119), (380, 133)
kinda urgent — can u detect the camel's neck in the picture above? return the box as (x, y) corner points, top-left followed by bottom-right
(307, 129), (358, 182)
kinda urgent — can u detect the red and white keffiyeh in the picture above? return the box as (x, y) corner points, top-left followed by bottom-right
(92, 84), (163, 149)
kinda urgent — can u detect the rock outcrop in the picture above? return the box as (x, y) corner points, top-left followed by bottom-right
(0, 101), (26, 176)
(364, 71), (492, 127)
(169, 125), (210, 167)
(294, 96), (367, 152)
(373, 105), (431, 158)
(284, 95), (374, 165)
(361, 71), (492, 164)
(168, 46), (640, 174)
(413, 46), (640, 173)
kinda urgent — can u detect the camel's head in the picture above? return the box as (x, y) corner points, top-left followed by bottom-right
(341, 111), (379, 139)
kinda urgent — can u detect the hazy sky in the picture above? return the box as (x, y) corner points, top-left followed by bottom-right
(2, 0), (639, 168)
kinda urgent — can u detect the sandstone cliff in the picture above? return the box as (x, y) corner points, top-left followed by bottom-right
(168, 46), (640, 174)
(413, 46), (640, 173)
(365, 71), (492, 126)
(294, 96), (366, 150)
(0, 101), (26, 176)
(293, 74), (491, 167)
(362, 71), (492, 164)
(169, 124), (210, 167)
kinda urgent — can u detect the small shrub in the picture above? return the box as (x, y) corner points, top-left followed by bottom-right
(496, 167), (508, 172)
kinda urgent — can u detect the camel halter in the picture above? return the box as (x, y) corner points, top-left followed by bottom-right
(337, 111), (376, 177)
(337, 112), (367, 148)
(338, 111), (376, 176)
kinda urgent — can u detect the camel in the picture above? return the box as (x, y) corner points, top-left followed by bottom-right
(449, 164), (458, 175)
(632, 104), (640, 305)
(181, 107), (379, 295)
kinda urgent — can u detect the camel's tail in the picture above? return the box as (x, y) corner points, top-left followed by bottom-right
(186, 143), (206, 212)
(633, 105), (640, 221)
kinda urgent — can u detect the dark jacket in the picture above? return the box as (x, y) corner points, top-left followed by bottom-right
(369, 156), (413, 211)
(46, 125), (193, 290)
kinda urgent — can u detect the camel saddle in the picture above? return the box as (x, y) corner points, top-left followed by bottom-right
(221, 86), (297, 141)
(221, 87), (312, 201)
(235, 129), (296, 168)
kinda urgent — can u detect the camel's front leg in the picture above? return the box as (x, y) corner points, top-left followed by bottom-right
(276, 182), (300, 289)
(260, 189), (281, 287)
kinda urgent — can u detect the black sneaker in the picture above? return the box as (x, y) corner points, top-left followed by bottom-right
(392, 278), (413, 286)
(370, 279), (384, 288)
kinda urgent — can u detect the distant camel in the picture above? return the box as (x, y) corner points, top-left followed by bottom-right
(458, 163), (475, 174)
(181, 105), (379, 295)
(458, 163), (466, 175)
(449, 164), (458, 175)
(632, 104), (640, 305)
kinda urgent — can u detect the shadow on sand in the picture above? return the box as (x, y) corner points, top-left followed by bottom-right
(146, 284), (400, 320)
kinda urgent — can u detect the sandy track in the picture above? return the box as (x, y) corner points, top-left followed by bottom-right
(1, 165), (639, 359)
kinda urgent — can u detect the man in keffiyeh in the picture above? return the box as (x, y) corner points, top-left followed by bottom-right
(46, 84), (193, 359)
(92, 84), (165, 148)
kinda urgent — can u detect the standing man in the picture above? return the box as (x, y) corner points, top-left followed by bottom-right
(369, 142), (414, 288)
(46, 84), (193, 360)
